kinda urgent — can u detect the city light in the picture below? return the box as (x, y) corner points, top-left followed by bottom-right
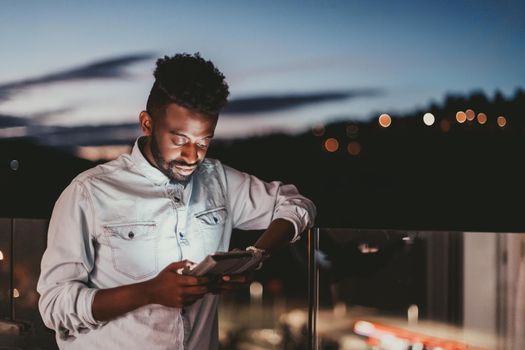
(440, 119), (451, 132)
(312, 124), (325, 137)
(476, 113), (487, 125)
(423, 113), (435, 126)
(465, 109), (475, 121)
(407, 304), (419, 325)
(455, 111), (467, 123)
(10, 160), (19, 171)
(497, 116), (507, 127)
(379, 114), (392, 128)
(358, 243), (379, 254)
(354, 321), (375, 336)
(333, 302), (347, 318)
(353, 320), (470, 350)
(346, 124), (359, 138)
(347, 141), (361, 156)
(324, 138), (339, 152)
(250, 329), (282, 346)
(77, 146), (132, 161)
(13, 288), (20, 298)
(279, 309), (306, 331)
(250, 281), (263, 301)
(0, 250), (3, 260)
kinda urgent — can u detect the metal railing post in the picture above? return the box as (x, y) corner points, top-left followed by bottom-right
(307, 227), (319, 350)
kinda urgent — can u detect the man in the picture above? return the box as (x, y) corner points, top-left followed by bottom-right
(37, 53), (316, 349)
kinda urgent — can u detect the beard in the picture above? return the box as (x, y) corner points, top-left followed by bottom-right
(150, 132), (201, 185)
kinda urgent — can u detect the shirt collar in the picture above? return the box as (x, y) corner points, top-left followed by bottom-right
(130, 136), (172, 186)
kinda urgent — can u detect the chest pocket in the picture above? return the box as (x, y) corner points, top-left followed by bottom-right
(103, 221), (158, 280)
(195, 207), (227, 254)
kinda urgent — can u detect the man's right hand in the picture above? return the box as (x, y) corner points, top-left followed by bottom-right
(92, 260), (210, 322)
(145, 260), (211, 308)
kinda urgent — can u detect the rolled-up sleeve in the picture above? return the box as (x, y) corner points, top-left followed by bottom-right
(224, 165), (316, 242)
(37, 180), (103, 339)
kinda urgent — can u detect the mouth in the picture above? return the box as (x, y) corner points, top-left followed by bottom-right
(174, 164), (197, 175)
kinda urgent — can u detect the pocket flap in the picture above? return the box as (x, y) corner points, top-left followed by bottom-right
(104, 221), (156, 240)
(195, 207), (227, 225)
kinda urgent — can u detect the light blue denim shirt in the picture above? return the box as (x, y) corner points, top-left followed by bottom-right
(37, 137), (316, 350)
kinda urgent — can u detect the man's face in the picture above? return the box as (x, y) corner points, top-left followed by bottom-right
(142, 104), (218, 184)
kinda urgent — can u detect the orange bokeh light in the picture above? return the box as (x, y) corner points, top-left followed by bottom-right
(497, 116), (507, 127)
(324, 138), (339, 152)
(440, 119), (451, 132)
(477, 113), (487, 124)
(347, 141), (361, 156)
(465, 109), (475, 121)
(456, 111), (467, 123)
(378, 114), (391, 128)
(312, 124), (325, 137)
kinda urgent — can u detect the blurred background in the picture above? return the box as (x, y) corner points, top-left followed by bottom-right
(1, 1), (524, 349)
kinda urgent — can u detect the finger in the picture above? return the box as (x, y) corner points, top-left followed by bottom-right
(178, 275), (210, 286)
(181, 285), (209, 296)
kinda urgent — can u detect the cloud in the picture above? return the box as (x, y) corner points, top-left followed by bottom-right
(0, 52), (155, 102)
(222, 89), (384, 115)
(0, 114), (31, 127)
(0, 120), (141, 147)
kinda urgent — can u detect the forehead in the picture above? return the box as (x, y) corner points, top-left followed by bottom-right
(158, 103), (217, 137)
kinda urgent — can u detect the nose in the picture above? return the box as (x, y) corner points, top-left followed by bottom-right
(180, 143), (199, 164)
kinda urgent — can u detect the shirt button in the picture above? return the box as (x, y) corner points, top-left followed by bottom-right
(128, 231), (135, 239)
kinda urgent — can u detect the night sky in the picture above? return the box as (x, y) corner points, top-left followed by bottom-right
(0, 0), (523, 139)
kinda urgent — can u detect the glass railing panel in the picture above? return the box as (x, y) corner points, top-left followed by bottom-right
(218, 236), (310, 349)
(0, 218), (12, 320)
(310, 228), (525, 350)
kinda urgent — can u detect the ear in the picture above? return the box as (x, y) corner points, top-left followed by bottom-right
(139, 111), (153, 136)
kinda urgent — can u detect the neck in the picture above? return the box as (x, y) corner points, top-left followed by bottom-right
(139, 136), (158, 169)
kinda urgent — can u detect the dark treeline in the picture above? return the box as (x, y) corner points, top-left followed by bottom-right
(208, 88), (525, 232)
(2, 88), (524, 232)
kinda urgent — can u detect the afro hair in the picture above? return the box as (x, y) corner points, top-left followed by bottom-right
(146, 53), (229, 118)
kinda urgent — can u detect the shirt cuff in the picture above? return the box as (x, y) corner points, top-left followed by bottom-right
(273, 208), (312, 243)
(81, 288), (106, 328)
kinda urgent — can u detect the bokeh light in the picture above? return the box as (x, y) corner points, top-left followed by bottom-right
(465, 109), (476, 121)
(476, 112), (487, 125)
(378, 114), (391, 128)
(311, 124), (325, 137)
(440, 119), (451, 132)
(423, 112), (435, 126)
(13, 288), (20, 298)
(497, 116), (507, 127)
(249, 281), (263, 300)
(333, 302), (347, 318)
(455, 111), (467, 123)
(346, 124), (359, 138)
(407, 304), (419, 325)
(354, 321), (375, 336)
(347, 141), (361, 156)
(324, 138), (339, 152)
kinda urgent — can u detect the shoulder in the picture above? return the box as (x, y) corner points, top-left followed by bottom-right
(71, 153), (131, 185)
